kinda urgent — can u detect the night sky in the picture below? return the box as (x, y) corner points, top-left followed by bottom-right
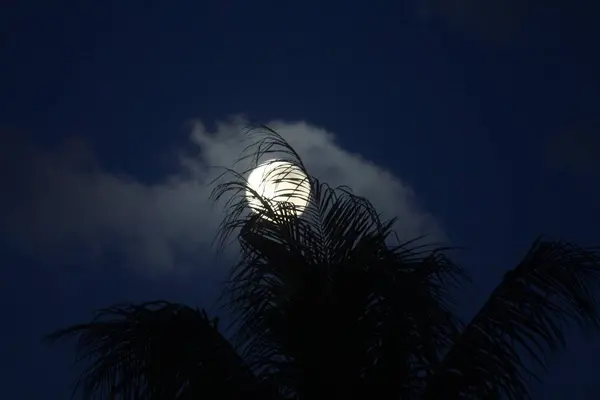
(1, 0), (599, 398)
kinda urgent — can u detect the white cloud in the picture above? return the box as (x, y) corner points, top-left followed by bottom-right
(1, 117), (444, 275)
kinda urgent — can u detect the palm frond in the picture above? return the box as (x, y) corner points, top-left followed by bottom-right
(423, 239), (600, 400)
(209, 125), (312, 253)
(209, 126), (467, 398)
(45, 301), (269, 400)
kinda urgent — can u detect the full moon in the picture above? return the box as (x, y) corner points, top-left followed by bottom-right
(246, 160), (311, 218)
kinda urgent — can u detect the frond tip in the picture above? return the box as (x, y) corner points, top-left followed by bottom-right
(425, 239), (600, 400)
(209, 125), (313, 252)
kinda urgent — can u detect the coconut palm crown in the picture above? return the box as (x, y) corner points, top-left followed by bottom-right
(47, 126), (600, 400)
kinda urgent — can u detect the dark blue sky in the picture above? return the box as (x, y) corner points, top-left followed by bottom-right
(1, 0), (599, 398)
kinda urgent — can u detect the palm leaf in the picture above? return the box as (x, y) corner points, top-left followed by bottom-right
(423, 239), (600, 400)
(45, 301), (270, 400)
(210, 126), (467, 398)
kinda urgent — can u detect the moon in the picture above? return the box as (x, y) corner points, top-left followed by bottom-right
(246, 160), (311, 218)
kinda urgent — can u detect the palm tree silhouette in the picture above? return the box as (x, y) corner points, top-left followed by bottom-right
(47, 127), (600, 399)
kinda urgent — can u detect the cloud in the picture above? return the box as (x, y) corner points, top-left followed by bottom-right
(0, 117), (444, 275)
(544, 128), (600, 177)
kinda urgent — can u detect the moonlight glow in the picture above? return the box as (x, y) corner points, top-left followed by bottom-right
(246, 160), (310, 218)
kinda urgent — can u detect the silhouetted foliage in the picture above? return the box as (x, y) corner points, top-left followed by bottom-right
(47, 126), (600, 399)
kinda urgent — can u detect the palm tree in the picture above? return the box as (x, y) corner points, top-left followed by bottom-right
(47, 127), (600, 399)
